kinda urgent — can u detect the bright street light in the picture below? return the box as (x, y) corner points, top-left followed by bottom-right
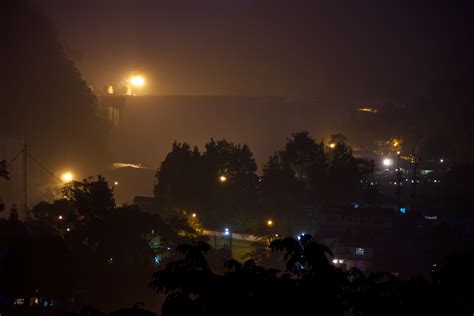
(219, 175), (227, 183)
(58, 215), (63, 220)
(382, 158), (394, 167)
(266, 219), (273, 227)
(61, 171), (74, 183)
(114, 181), (119, 186)
(130, 75), (145, 87)
(329, 143), (336, 149)
(192, 213), (197, 218)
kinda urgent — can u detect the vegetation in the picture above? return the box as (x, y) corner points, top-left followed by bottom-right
(150, 235), (474, 316)
(155, 132), (375, 235)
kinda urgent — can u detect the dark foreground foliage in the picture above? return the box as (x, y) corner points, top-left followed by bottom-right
(150, 235), (473, 316)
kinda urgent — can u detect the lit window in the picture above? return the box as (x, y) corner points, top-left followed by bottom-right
(355, 248), (365, 255)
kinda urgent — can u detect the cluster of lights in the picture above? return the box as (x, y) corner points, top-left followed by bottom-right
(224, 227), (230, 236)
(332, 259), (344, 264)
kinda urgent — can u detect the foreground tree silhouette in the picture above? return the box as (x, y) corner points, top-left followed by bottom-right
(151, 235), (347, 316)
(151, 235), (474, 316)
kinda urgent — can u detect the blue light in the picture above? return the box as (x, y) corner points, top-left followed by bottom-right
(399, 207), (406, 214)
(154, 255), (161, 265)
(224, 227), (230, 235)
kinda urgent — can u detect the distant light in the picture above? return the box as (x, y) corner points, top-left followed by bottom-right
(397, 151), (401, 155)
(61, 171), (74, 183)
(114, 181), (119, 186)
(266, 219), (273, 226)
(382, 158), (394, 167)
(192, 213), (197, 218)
(107, 85), (114, 94)
(66, 228), (70, 232)
(224, 227), (230, 235)
(393, 142), (399, 147)
(338, 259), (344, 264)
(130, 75), (145, 86)
(440, 158), (444, 163)
(58, 215), (63, 220)
(332, 259), (338, 264)
(219, 175), (227, 183)
(329, 143), (336, 149)
(112, 162), (145, 169)
(154, 255), (161, 265)
(358, 107), (378, 113)
(399, 207), (406, 214)
(275, 234), (279, 237)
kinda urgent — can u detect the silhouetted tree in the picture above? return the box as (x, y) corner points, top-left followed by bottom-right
(151, 235), (474, 316)
(63, 176), (115, 222)
(326, 138), (375, 206)
(261, 152), (304, 235)
(154, 139), (258, 230)
(154, 142), (203, 213)
(1, 0), (107, 174)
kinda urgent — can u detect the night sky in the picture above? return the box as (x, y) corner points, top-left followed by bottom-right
(35, 0), (473, 105)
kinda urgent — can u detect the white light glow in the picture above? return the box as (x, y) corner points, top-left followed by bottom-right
(382, 158), (394, 167)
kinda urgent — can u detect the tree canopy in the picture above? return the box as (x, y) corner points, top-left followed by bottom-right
(154, 139), (259, 231)
(1, 0), (107, 170)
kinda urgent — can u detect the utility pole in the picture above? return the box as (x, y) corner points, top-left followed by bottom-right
(411, 147), (418, 213)
(21, 142), (28, 221)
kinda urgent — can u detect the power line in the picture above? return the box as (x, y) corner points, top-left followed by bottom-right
(26, 153), (63, 184)
(7, 149), (23, 168)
